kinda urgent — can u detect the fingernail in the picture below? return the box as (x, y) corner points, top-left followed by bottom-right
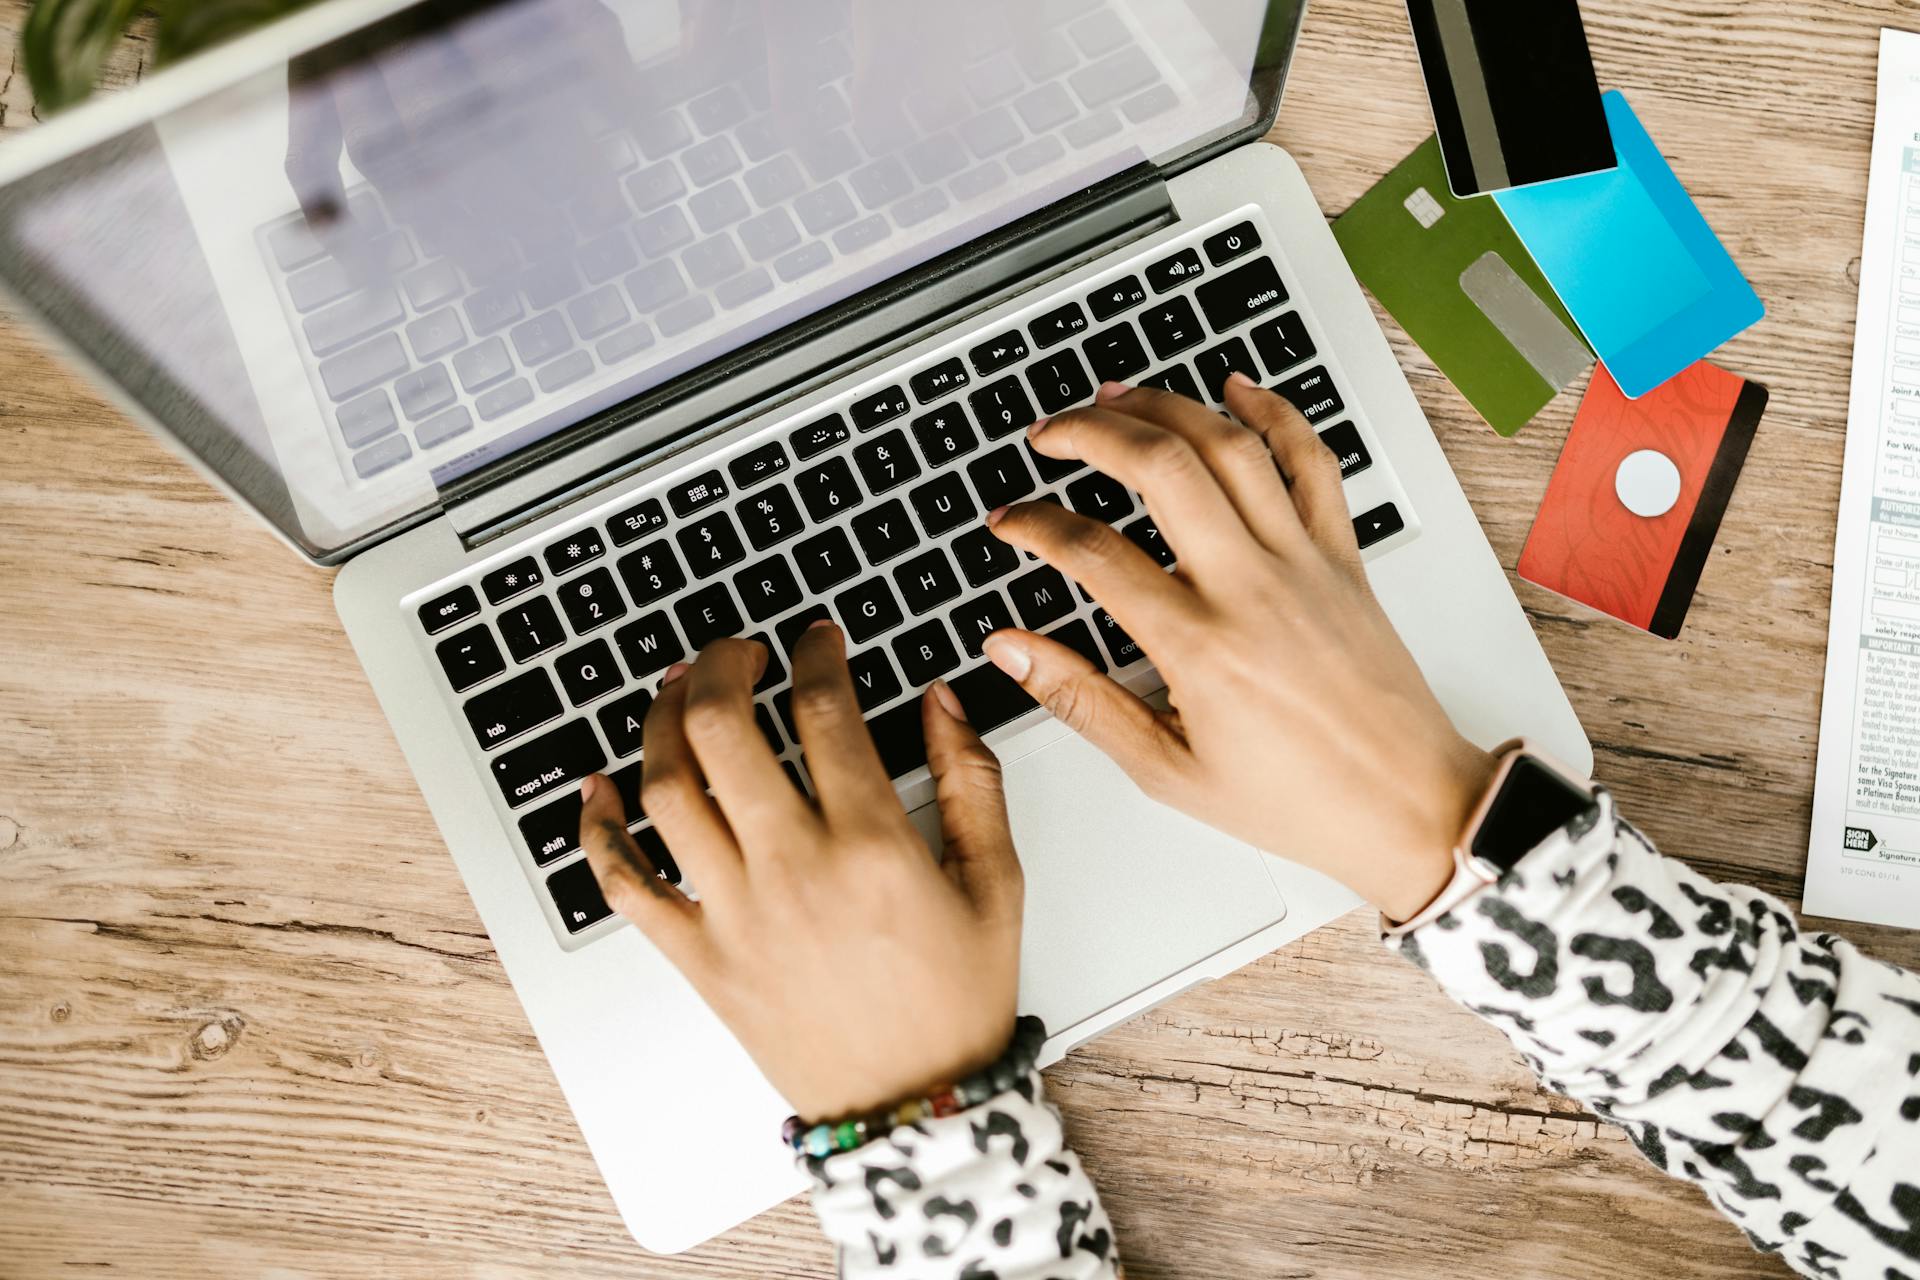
(1095, 380), (1130, 401)
(807, 617), (837, 632)
(1226, 371), (1256, 390)
(986, 504), (1009, 528)
(982, 633), (1031, 681)
(662, 662), (690, 685)
(930, 678), (968, 722)
(580, 774), (601, 803)
(1028, 417), (1051, 437)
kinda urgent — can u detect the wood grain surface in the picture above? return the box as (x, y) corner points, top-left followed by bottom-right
(4, 2), (1918, 1276)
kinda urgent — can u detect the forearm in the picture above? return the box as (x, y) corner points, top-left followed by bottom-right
(1391, 788), (1920, 1276)
(805, 1070), (1120, 1279)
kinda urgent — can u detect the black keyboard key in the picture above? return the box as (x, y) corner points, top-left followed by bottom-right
(776, 603), (833, 654)
(1140, 297), (1205, 361)
(836, 577), (905, 644)
(948, 662), (1038, 731)
(893, 619), (961, 688)
(1031, 301), (1089, 348)
(894, 546), (962, 614)
(676, 511), (748, 578)
(482, 557), (545, 604)
(736, 484), (805, 551)
(911, 404), (978, 467)
(597, 688), (654, 757)
(607, 498), (668, 546)
(748, 634), (785, 693)
(616, 611), (686, 678)
(666, 586), (739, 654)
(544, 527), (605, 576)
(1028, 349), (1094, 415)
(849, 647), (904, 712)
(910, 358), (970, 403)
(1354, 502), (1405, 550)
(966, 446), (1037, 510)
(1045, 618), (1108, 674)
(436, 625), (506, 692)
(1195, 337), (1259, 401)
(1251, 311), (1316, 376)
(1145, 247), (1204, 293)
(794, 526), (859, 593)
(494, 719), (607, 808)
(633, 826), (682, 886)
(734, 556), (803, 623)
(1274, 365), (1346, 425)
(969, 377), (1037, 440)
(618, 539), (687, 606)
(1007, 566), (1074, 630)
(464, 667), (563, 750)
(1318, 421), (1372, 480)
(949, 592), (1017, 659)
(953, 526), (1020, 587)
(791, 413), (851, 460)
(499, 597), (566, 662)
(851, 499), (921, 565)
(969, 329), (1029, 375)
(1087, 274), (1146, 322)
(909, 472), (978, 538)
(853, 429), (921, 494)
(865, 699), (929, 778)
(728, 441), (790, 490)
(1124, 515), (1176, 568)
(852, 385), (910, 431)
(1065, 472), (1134, 523)
(668, 470), (730, 518)
(1195, 257), (1287, 333)
(555, 639), (625, 706)
(556, 566), (627, 635)
(1203, 221), (1261, 267)
(796, 456), (864, 522)
(547, 857), (614, 933)
(521, 792), (586, 865)
(1141, 365), (1203, 403)
(1083, 324), (1150, 385)
(1027, 440), (1084, 483)
(1093, 608), (1143, 667)
(755, 704), (783, 754)
(419, 585), (480, 634)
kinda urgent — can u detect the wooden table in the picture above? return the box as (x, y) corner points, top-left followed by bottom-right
(3, 2), (1915, 1275)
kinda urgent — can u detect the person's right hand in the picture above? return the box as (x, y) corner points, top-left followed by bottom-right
(979, 375), (1499, 924)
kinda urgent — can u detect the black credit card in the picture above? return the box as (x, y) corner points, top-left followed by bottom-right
(1404, 0), (1615, 197)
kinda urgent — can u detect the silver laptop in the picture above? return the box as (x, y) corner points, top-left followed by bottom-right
(0, 0), (1589, 1251)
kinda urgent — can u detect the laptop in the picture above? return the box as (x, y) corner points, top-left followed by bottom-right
(0, 0), (1589, 1252)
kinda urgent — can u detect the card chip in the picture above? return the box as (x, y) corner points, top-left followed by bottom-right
(1404, 187), (1446, 229)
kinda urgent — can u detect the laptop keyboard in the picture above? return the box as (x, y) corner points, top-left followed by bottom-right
(413, 208), (1418, 945)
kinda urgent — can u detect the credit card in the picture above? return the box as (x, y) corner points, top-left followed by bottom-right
(1404, 0), (1615, 197)
(1518, 360), (1767, 638)
(1494, 91), (1766, 400)
(1333, 135), (1592, 436)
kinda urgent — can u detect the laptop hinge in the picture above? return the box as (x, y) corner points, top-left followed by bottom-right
(445, 165), (1176, 550)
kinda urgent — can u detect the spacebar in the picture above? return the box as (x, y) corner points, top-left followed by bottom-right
(865, 667), (1039, 780)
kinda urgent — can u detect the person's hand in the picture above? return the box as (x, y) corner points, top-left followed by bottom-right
(576, 626), (1024, 1121)
(978, 375), (1498, 924)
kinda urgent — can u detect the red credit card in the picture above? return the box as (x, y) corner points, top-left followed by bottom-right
(1518, 362), (1767, 639)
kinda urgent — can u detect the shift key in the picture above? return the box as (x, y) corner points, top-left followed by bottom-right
(492, 719), (606, 807)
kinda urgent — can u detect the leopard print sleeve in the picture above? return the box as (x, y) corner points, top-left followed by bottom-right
(803, 1069), (1120, 1279)
(1388, 787), (1920, 1279)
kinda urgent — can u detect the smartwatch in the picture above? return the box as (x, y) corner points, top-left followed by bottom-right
(1385, 740), (1594, 936)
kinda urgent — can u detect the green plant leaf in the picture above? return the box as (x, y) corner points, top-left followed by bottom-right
(152, 0), (319, 67)
(22, 0), (148, 112)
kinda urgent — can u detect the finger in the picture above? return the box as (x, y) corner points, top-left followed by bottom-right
(1026, 406), (1255, 566)
(987, 501), (1188, 652)
(641, 668), (746, 895)
(1224, 375), (1359, 570)
(786, 622), (904, 829)
(678, 638), (815, 849)
(1095, 380), (1304, 553)
(923, 681), (1024, 924)
(579, 773), (701, 947)
(285, 57), (347, 229)
(981, 629), (1187, 784)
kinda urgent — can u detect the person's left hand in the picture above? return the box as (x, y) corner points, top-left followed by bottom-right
(577, 625), (1025, 1121)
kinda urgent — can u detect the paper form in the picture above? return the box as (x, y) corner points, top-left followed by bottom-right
(1807, 29), (1920, 929)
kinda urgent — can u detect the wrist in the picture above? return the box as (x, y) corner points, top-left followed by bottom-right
(1377, 738), (1499, 925)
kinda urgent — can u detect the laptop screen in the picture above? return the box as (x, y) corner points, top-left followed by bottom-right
(0, 0), (1301, 560)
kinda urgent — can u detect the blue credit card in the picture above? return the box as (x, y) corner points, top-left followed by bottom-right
(1493, 91), (1762, 398)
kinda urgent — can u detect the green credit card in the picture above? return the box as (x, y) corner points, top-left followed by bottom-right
(1332, 135), (1592, 436)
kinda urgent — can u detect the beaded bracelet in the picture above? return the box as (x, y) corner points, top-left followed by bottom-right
(782, 1015), (1048, 1160)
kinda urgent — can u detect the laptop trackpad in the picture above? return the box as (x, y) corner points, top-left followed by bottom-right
(913, 732), (1286, 1035)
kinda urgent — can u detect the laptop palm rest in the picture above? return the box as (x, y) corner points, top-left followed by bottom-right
(911, 731), (1286, 1035)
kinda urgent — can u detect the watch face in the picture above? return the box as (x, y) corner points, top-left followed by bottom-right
(1470, 755), (1591, 870)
